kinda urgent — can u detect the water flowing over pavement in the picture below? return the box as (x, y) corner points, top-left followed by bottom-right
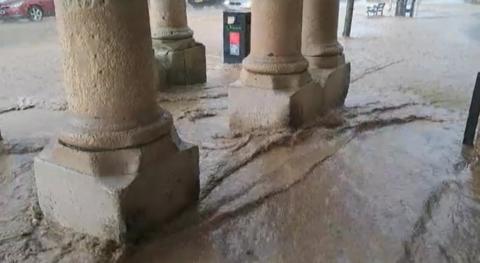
(1, 1), (480, 262)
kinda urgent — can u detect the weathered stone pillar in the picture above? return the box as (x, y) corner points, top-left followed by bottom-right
(302, 0), (344, 69)
(302, 0), (351, 110)
(229, 0), (322, 131)
(149, 0), (206, 86)
(34, 0), (199, 241)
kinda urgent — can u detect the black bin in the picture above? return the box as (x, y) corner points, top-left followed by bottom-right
(223, 10), (251, 64)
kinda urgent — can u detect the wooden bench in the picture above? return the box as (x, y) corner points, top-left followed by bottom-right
(367, 2), (386, 16)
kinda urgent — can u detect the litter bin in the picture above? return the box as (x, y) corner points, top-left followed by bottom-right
(223, 10), (251, 64)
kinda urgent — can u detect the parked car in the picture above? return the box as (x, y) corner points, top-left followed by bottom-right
(0, 0), (55, 22)
(223, 0), (251, 10)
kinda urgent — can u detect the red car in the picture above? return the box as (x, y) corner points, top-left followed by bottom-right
(0, 0), (55, 22)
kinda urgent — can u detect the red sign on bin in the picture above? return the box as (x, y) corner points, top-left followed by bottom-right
(229, 32), (240, 56)
(229, 32), (240, 45)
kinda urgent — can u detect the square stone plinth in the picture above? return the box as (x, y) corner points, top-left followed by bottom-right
(310, 63), (351, 111)
(155, 43), (207, 86)
(229, 79), (323, 132)
(34, 132), (199, 241)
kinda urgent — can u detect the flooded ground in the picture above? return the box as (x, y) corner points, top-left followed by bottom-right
(1, 0), (480, 262)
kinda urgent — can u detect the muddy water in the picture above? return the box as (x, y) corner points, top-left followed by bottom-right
(1, 73), (480, 263)
(3, 99), (480, 262)
(121, 99), (480, 262)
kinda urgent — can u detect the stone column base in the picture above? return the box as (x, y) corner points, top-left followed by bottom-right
(154, 41), (207, 87)
(34, 130), (199, 241)
(306, 54), (346, 69)
(310, 63), (351, 111)
(229, 71), (323, 132)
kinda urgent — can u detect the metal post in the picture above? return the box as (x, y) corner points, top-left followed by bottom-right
(343, 0), (355, 37)
(463, 73), (480, 146)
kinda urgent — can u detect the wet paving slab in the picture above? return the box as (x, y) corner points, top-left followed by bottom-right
(1, 70), (480, 262)
(119, 94), (480, 262)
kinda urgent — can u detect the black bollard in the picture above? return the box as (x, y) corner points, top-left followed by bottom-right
(463, 73), (480, 146)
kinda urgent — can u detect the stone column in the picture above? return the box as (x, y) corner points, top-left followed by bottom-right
(149, 0), (206, 86)
(302, 0), (351, 110)
(229, 0), (323, 131)
(35, 0), (199, 241)
(302, 0), (345, 69)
